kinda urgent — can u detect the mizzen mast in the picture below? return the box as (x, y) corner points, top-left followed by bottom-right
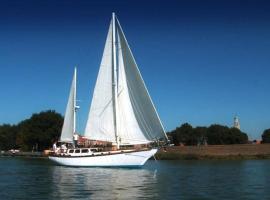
(73, 67), (77, 135)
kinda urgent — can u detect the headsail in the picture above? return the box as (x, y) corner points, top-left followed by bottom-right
(116, 18), (167, 144)
(84, 13), (167, 145)
(60, 67), (77, 143)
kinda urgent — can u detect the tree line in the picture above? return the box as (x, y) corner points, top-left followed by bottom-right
(0, 110), (63, 151)
(1, 110), (270, 151)
(262, 129), (270, 143)
(167, 123), (250, 146)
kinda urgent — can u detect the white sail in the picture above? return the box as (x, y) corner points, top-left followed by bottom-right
(116, 19), (167, 144)
(84, 14), (167, 145)
(84, 21), (116, 142)
(117, 32), (150, 144)
(60, 68), (77, 143)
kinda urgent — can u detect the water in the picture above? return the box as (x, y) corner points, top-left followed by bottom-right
(0, 158), (269, 200)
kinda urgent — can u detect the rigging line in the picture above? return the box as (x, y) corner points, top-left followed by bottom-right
(98, 98), (113, 117)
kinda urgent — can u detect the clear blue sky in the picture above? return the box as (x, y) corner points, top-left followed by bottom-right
(0, 0), (269, 140)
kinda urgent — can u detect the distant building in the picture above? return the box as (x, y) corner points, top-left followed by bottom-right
(233, 116), (240, 130)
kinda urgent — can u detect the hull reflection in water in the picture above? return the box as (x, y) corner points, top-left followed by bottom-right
(51, 164), (158, 199)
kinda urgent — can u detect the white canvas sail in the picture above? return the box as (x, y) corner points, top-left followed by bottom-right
(60, 68), (77, 143)
(84, 21), (116, 142)
(116, 19), (167, 144)
(84, 14), (167, 145)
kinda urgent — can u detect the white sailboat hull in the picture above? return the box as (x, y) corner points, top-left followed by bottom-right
(49, 149), (157, 167)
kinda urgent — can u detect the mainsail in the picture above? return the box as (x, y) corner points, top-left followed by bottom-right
(84, 13), (167, 145)
(84, 21), (115, 142)
(60, 68), (77, 143)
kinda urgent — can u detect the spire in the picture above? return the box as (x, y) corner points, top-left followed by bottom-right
(233, 115), (240, 130)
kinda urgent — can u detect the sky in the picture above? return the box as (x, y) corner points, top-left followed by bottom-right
(0, 0), (269, 140)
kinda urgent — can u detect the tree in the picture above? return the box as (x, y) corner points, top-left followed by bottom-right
(229, 127), (248, 144)
(167, 123), (248, 146)
(0, 124), (18, 150)
(16, 110), (63, 151)
(262, 129), (270, 143)
(168, 123), (198, 145)
(194, 126), (207, 145)
(206, 124), (228, 145)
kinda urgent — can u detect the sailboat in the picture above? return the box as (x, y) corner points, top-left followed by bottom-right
(49, 13), (168, 167)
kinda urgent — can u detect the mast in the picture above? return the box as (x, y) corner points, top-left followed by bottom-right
(112, 12), (119, 148)
(73, 67), (77, 135)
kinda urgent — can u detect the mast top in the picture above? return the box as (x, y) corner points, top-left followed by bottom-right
(112, 12), (117, 22)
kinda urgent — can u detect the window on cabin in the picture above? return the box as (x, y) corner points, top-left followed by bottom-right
(75, 149), (80, 153)
(69, 150), (74, 153)
(81, 149), (89, 153)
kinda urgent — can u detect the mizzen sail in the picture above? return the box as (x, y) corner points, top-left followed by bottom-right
(60, 68), (77, 143)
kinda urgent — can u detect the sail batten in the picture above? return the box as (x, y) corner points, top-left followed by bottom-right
(84, 14), (167, 145)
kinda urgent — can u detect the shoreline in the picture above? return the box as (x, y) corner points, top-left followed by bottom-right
(1, 144), (270, 160)
(156, 144), (270, 160)
(0, 151), (46, 158)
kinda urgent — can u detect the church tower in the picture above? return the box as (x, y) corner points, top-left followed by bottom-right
(233, 116), (240, 130)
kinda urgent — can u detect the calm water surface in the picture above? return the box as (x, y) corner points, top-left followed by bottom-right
(0, 158), (269, 199)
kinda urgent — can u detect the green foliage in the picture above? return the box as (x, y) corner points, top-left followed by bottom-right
(261, 129), (270, 143)
(0, 110), (63, 151)
(169, 123), (207, 146)
(0, 124), (18, 150)
(168, 123), (248, 146)
(207, 125), (248, 145)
